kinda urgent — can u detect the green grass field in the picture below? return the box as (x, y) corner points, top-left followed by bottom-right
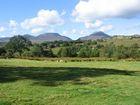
(0, 59), (140, 105)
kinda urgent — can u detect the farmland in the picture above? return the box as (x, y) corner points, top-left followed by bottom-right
(0, 59), (140, 105)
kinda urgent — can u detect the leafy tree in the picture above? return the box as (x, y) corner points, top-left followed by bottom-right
(114, 45), (128, 59)
(106, 43), (116, 58)
(78, 47), (92, 58)
(0, 47), (6, 56)
(5, 49), (14, 58)
(22, 50), (32, 57)
(57, 46), (78, 57)
(91, 48), (99, 57)
(96, 44), (104, 49)
(67, 46), (78, 57)
(29, 44), (43, 57)
(57, 47), (68, 57)
(43, 49), (54, 57)
(5, 35), (32, 55)
(129, 43), (140, 58)
(99, 43), (116, 58)
(91, 41), (97, 45)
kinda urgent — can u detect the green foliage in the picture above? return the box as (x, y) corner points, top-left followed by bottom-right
(4, 49), (14, 58)
(0, 36), (140, 59)
(114, 45), (129, 59)
(100, 43), (116, 58)
(0, 101), (11, 105)
(29, 44), (43, 57)
(78, 46), (92, 57)
(57, 46), (78, 57)
(68, 46), (78, 57)
(5, 35), (32, 55)
(0, 47), (6, 56)
(22, 50), (32, 57)
(129, 43), (140, 58)
(13, 52), (21, 58)
(91, 48), (100, 57)
(58, 47), (68, 57)
(43, 49), (54, 57)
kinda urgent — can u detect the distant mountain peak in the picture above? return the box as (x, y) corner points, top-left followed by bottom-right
(91, 31), (109, 36)
(78, 31), (111, 40)
(0, 33), (72, 42)
(39, 33), (59, 36)
(36, 33), (72, 42)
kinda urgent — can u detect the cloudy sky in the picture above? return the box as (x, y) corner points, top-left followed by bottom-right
(0, 0), (140, 39)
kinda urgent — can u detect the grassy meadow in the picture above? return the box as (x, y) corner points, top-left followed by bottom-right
(0, 59), (140, 105)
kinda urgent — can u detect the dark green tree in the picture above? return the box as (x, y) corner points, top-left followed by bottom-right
(43, 49), (54, 57)
(78, 47), (92, 58)
(5, 35), (32, 55)
(57, 47), (68, 57)
(0, 47), (6, 56)
(91, 48), (99, 57)
(114, 45), (128, 59)
(29, 44), (43, 57)
(129, 43), (140, 58)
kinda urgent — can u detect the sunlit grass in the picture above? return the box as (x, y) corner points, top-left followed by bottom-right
(0, 59), (140, 105)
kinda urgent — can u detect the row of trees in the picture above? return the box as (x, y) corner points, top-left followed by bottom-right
(57, 44), (140, 59)
(0, 35), (139, 59)
(0, 36), (54, 58)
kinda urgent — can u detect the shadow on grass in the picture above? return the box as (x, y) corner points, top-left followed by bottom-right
(0, 67), (138, 86)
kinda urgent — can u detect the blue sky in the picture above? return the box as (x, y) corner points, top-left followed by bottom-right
(0, 0), (140, 39)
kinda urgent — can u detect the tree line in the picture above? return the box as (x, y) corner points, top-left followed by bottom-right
(0, 35), (139, 59)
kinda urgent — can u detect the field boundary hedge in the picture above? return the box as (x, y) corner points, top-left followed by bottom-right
(2, 57), (139, 62)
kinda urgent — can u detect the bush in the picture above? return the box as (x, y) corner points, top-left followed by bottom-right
(29, 44), (43, 57)
(5, 50), (14, 58)
(22, 50), (32, 57)
(0, 47), (6, 56)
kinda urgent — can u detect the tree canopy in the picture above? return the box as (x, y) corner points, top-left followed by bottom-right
(5, 35), (32, 55)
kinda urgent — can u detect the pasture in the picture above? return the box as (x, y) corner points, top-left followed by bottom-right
(0, 59), (140, 105)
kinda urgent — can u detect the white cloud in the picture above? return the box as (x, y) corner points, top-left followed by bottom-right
(48, 28), (55, 33)
(80, 30), (88, 35)
(73, 0), (140, 27)
(63, 29), (88, 36)
(0, 35), (6, 38)
(61, 10), (66, 16)
(62, 29), (89, 40)
(9, 20), (18, 28)
(11, 30), (17, 35)
(9, 20), (19, 35)
(100, 25), (113, 32)
(85, 20), (103, 29)
(31, 28), (44, 34)
(0, 26), (6, 32)
(63, 30), (75, 36)
(21, 9), (64, 29)
(63, 29), (78, 35)
(31, 28), (55, 34)
(71, 29), (77, 34)
(62, 31), (67, 35)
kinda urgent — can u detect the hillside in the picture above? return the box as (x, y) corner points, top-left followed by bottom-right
(0, 37), (10, 42)
(100, 36), (140, 47)
(0, 33), (72, 42)
(78, 31), (111, 40)
(35, 33), (72, 42)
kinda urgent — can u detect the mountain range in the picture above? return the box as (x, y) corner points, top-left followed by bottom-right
(0, 33), (72, 42)
(0, 31), (120, 42)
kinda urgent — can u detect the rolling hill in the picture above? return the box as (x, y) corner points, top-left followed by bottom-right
(0, 33), (72, 42)
(78, 31), (111, 40)
(35, 33), (72, 42)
